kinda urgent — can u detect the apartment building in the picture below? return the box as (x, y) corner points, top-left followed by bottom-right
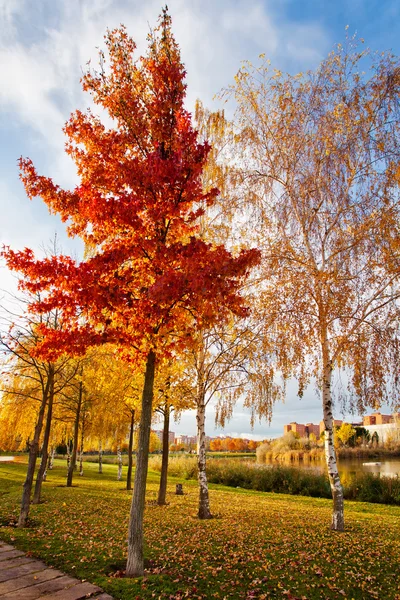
(284, 422), (320, 439)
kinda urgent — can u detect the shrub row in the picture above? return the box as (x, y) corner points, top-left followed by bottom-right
(206, 459), (332, 499)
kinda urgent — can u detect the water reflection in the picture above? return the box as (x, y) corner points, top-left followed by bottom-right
(260, 457), (400, 480)
(338, 458), (400, 480)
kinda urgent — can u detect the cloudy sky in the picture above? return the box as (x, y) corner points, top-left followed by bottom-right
(1, 0), (399, 439)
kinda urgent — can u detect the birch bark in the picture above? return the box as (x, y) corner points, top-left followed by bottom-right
(196, 388), (212, 519)
(126, 411), (135, 491)
(321, 325), (344, 531)
(117, 446), (123, 481)
(98, 441), (103, 474)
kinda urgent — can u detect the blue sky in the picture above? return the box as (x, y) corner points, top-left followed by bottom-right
(1, 0), (398, 439)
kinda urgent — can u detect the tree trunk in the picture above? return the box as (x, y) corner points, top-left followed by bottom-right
(67, 379), (83, 487)
(66, 441), (71, 468)
(47, 445), (55, 470)
(43, 446), (52, 480)
(79, 435), (84, 476)
(33, 370), (55, 504)
(196, 392), (212, 519)
(79, 414), (85, 476)
(98, 441), (103, 474)
(157, 404), (170, 505)
(126, 350), (156, 578)
(126, 411), (135, 491)
(322, 332), (344, 531)
(117, 445), (123, 481)
(17, 367), (52, 527)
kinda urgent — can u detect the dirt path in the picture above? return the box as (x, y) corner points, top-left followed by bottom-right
(0, 542), (113, 599)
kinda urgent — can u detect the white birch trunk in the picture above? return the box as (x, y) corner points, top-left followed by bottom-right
(98, 441), (103, 474)
(79, 420), (85, 476)
(196, 392), (212, 519)
(48, 446), (55, 470)
(79, 447), (84, 476)
(117, 445), (122, 481)
(322, 333), (344, 531)
(44, 446), (54, 479)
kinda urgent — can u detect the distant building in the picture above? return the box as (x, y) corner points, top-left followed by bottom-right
(306, 423), (320, 438)
(154, 430), (175, 444)
(284, 422), (306, 437)
(362, 412), (400, 444)
(174, 434), (197, 449)
(283, 412), (400, 445)
(363, 412), (393, 426)
(284, 422), (320, 439)
(175, 434), (188, 446)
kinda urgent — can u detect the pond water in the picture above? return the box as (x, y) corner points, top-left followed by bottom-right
(337, 458), (400, 479)
(260, 456), (400, 479)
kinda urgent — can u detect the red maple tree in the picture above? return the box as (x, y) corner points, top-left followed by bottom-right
(3, 10), (259, 576)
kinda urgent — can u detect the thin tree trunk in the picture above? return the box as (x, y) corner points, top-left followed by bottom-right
(117, 445), (123, 481)
(43, 446), (52, 480)
(322, 330), (344, 531)
(98, 441), (103, 474)
(157, 404), (170, 505)
(196, 392), (212, 519)
(126, 411), (135, 491)
(79, 413), (85, 476)
(66, 442), (71, 468)
(79, 432), (84, 476)
(67, 379), (83, 487)
(33, 370), (55, 504)
(47, 445), (55, 470)
(17, 368), (52, 527)
(126, 350), (156, 578)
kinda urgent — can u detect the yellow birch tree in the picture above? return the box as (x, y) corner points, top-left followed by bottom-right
(227, 36), (400, 530)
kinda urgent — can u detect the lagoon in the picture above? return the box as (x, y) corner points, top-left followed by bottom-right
(259, 456), (400, 480)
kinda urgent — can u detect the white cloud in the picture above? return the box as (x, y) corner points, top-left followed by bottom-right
(0, 0), (329, 147)
(0, 0), (26, 38)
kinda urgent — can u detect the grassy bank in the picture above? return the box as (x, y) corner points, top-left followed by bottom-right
(1, 458), (400, 599)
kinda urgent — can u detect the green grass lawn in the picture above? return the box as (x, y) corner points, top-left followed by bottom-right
(0, 458), (399, 599)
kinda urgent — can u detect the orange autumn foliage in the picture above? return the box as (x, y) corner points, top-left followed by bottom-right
(3, 22), (259, 362)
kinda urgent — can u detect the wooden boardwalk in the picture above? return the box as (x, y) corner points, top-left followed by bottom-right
(0, 542), (113, 600)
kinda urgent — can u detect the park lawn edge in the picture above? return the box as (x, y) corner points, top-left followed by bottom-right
(0, 458), (399, 600)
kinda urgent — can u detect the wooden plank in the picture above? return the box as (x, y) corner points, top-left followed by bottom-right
(0, 575), (79, 600)
(0, 557), (35, 569)
(0, 562), (48, 583)
(0, 568), (63, 595)
(0, 546), (15, 554)
(0, 551), (25, 562)
(42, 581), (102, 600)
